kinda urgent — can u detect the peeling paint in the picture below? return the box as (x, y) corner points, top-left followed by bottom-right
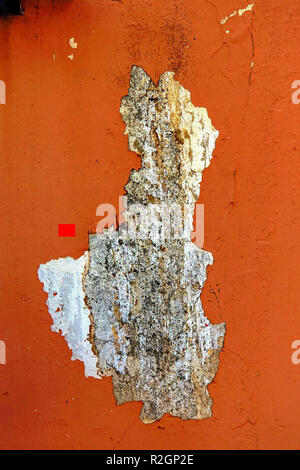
(220, 3), (254, 25)
(69, 37), (77, 49)
(38, 253), (99, 379)
(68, 38), (77, 60)
(38, 66), (225, 423)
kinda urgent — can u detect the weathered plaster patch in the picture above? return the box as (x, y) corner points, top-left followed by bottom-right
(220, 3), (254, 25)
(38, 66), (225, 423)
(38, 252), (99, 379)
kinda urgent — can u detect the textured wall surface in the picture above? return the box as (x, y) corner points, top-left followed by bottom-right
(1, 0), (300, 450)
(38, 66), (226, 424)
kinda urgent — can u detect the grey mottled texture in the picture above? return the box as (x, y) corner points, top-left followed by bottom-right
(83, 66), (225, 423)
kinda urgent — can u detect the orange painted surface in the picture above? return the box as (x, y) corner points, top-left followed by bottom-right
(1, 0), (300, 450)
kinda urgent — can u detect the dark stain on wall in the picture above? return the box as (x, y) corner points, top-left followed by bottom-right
(0, 0), (24, 16)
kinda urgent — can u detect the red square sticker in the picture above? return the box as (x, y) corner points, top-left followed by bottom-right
(58, 224), (76, 237)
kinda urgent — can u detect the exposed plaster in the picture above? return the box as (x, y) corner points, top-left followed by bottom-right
(38, 66), (225, 423)
(38, 252), (99, 379)
(68, 38), (77, 60)
(220, 3), (254, 25)
(69, 37), (77, 49)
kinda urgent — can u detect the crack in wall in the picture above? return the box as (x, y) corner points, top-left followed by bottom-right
(38, 66), (225, 423)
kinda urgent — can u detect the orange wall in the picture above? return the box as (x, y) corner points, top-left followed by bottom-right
(1, 0), (300, 450)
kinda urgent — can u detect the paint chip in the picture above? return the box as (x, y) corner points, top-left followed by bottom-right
(69, 38), (77, 49)
(220, 3), (254, 25)
(38, 253), (99, 379)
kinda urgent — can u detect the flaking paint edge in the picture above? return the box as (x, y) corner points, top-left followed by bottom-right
(38, 252), (99, 379)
